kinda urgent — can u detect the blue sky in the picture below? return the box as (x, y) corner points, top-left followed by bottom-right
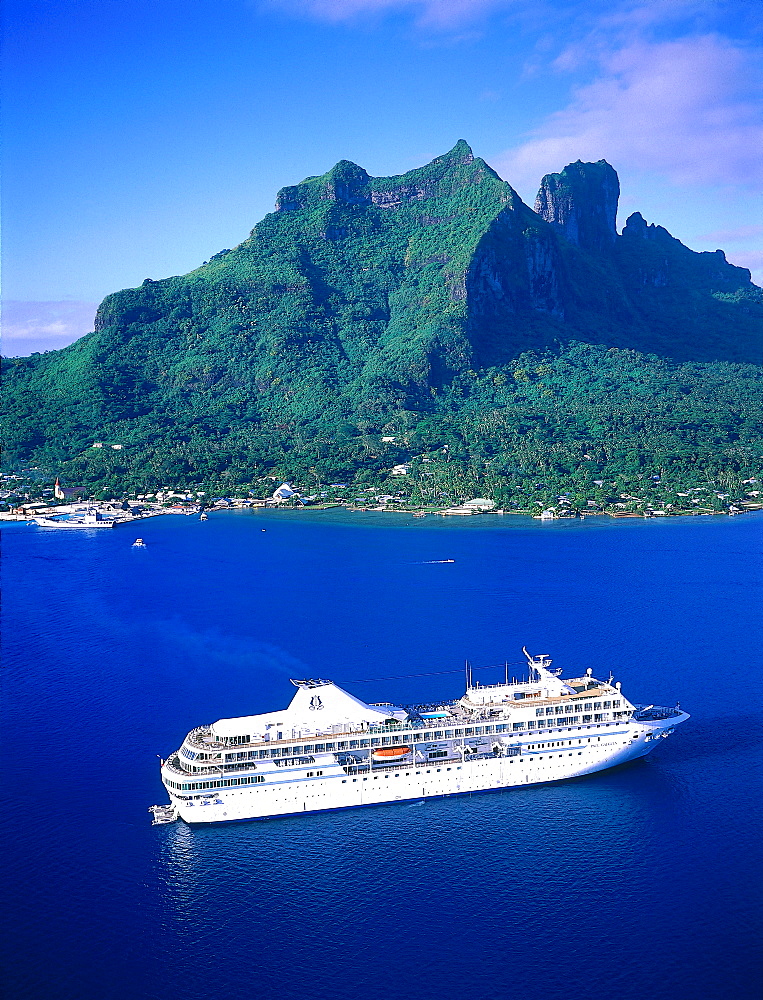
(3, 0), (761, 354)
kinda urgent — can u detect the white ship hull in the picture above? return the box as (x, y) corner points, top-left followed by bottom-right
(167, 716), (684, 826)
(154, 650), (688, 827)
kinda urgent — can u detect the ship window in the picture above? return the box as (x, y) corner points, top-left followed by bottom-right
(594, 702), (602, 710)
(359, 740), (370, 748)
(527, 721), (536, 729)
(353, 779), (357, 783)
(603, 701), (611, 709)
(315, 744), (325, 752)
(435, 731), (444, 738)
(465, 728), (474, 735)
(512, 723), (525, 731)
(583, 715), (592, 723)
(371, 738), (381, 746)
(495, 725), (507, 733)
(349, 740), (359, 748)
(584, 704), (593, 711)
(455, 729), (464, 736)
(306, 772), (314, 777)
(445, 730), (454, 737)
(535, 708), (544, 717)
(382, 737), (392, 745)
(485, 726), (494, 734)
(565, 705), (574, 714)
(555, 706), (564, 715)
(613, 700), (621, 707)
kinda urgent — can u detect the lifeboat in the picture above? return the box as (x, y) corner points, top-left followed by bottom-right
(372, 746), (411, 762)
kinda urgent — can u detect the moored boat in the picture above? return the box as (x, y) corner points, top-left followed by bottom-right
(34, 508), (114, 529)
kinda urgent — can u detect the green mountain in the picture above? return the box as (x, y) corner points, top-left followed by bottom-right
(4, 141), (763, 498)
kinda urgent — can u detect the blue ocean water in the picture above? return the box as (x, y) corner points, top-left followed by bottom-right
(2, 510), (762, 1000)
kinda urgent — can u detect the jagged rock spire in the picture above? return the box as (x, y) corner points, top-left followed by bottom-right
(534, 160), (619, 253)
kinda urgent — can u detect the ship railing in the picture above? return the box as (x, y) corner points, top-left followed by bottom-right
(342, 751), (503, 775)
(632, 704), (682, 721)
(162, 757), (188, 776)
(186, 726), (226, 750)
(163, 757), (246, 778)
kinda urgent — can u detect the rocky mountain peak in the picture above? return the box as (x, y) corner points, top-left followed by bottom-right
(432, 139), (475, 166)
(275, 159), (371, 212)
(534, 159), (619, 253)
(621, 212), (675, 242)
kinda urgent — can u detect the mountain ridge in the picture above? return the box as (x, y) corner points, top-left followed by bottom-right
(3, 142), (762, 497)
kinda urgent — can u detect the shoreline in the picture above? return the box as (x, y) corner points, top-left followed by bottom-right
(3, 500), (761, 526)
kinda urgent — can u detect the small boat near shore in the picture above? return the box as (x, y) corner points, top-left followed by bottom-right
(132, 538), (147, 548)
(534, 510), (556, 520)
(34, 508), (114, 529)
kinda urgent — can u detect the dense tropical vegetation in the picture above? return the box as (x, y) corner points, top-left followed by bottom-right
(4, 143), (762, 511)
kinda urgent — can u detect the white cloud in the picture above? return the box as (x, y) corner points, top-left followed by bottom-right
(495, 33), (763, 195)
(2, 301), (97, 356)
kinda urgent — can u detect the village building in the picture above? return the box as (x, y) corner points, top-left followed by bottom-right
(54, 478), (86, 501)
(272, 483), (297, 501)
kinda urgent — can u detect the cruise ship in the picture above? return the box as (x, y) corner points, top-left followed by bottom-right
(150, 649), (688, 825)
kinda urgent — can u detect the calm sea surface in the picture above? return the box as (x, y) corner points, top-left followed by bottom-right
(2, 510), (762, 1000)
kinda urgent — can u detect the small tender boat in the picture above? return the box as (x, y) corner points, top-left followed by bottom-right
(372, 746), (411, 762)
(534, 510), (556, 520)
(132, 538), (147, 548)
(413, 512), (427, 518)
(200, 512), (208, 521)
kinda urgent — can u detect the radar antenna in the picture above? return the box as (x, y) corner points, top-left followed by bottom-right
(522, 646), (553, 676)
